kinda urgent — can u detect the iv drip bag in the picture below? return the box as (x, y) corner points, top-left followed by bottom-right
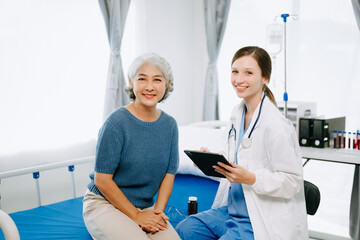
(266, 23), (283, 57)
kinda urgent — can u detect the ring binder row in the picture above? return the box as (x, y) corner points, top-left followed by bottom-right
(299, 116), (346, 148)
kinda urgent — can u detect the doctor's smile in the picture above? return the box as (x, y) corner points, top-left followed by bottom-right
(234, 85), (248, 91)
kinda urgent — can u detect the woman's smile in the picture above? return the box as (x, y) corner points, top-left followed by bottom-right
(143, 93), (156, 99)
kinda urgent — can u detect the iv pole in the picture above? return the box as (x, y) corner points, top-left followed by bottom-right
(273, 13), (298, 118)
(281, 14), (289, 118)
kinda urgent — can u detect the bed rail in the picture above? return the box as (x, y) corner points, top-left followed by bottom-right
(0, 156), (94, 209)
(0, 156), (94, 179)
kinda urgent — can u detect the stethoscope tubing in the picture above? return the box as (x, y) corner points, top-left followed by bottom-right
(247, 93), (266, 139)
(228, 94), (267, 156)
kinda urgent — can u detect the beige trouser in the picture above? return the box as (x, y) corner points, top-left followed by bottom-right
(83, 190), (181, 240)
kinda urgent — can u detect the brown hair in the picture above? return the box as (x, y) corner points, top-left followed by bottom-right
(231, 46), (277, 106)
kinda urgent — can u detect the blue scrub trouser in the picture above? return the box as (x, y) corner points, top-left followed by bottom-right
(175, 206), (254, 240)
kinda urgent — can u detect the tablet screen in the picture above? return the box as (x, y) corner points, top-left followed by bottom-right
(184, 150), (231, 178)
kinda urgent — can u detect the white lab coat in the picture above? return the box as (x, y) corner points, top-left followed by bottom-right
(212, 97), (308, 240)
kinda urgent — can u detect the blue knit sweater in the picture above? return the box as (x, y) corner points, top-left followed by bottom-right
(87, 107), (179, 208)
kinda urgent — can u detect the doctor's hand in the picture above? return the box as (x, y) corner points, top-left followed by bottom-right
(213, 162), (256, 185)
(200, 147), (210, 152)
(134, 210), (168, 233)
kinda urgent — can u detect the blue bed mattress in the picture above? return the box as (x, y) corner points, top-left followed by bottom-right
(0, 174), (219, 239)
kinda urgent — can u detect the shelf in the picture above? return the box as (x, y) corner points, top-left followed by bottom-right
(301, 147), (360, 165)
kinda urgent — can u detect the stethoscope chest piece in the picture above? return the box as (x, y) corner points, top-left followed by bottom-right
(242, 138), (252, 149)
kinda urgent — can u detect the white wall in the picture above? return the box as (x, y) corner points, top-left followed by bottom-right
(122, 0), (208, 126)
(218, 0), (360, 132)
(289, 0), (360, 131)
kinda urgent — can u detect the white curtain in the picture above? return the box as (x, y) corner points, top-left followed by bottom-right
(352, 0), (360, 30)
(202, 0), (231, 121)
(99, 0), (131, 120)
(350, 166), (360, 240)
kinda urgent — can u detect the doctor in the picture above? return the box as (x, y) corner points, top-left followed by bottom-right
(176, 46), (308, 240)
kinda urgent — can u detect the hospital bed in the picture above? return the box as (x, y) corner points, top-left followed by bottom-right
(0, 123), (224, 239)
(0, 172), (219, 240)
(0, 121), (319, 239)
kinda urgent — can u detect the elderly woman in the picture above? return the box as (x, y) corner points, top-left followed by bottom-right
(83, 53), (180, 240)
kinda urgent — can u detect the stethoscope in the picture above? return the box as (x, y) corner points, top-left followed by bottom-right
(228, 93), (266, 151)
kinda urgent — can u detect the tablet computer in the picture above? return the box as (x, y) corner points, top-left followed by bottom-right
(184, 150), (232, 178)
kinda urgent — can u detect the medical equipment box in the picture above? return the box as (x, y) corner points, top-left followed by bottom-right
(312, 116), (346, 148)
(299, 116), (316, 147)
(277, 101), (317, 136)
(299, 116), (346, 148)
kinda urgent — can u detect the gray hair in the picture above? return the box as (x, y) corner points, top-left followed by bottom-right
(125, 53), (174, 102)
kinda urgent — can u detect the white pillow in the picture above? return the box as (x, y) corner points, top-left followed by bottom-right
(177, 126), (226, 181)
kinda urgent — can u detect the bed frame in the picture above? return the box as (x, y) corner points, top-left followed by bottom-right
(0, 156), (94, 239)
(0, 156), (219, 239)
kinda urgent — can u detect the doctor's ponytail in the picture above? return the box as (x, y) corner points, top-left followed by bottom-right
(232, 46), (277, 107)
(263, 84), (277, 107)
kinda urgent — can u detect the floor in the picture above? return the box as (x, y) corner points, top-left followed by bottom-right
(308, 234), (352, 240)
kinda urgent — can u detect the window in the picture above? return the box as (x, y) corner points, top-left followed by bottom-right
(0, 1), (108, 154)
